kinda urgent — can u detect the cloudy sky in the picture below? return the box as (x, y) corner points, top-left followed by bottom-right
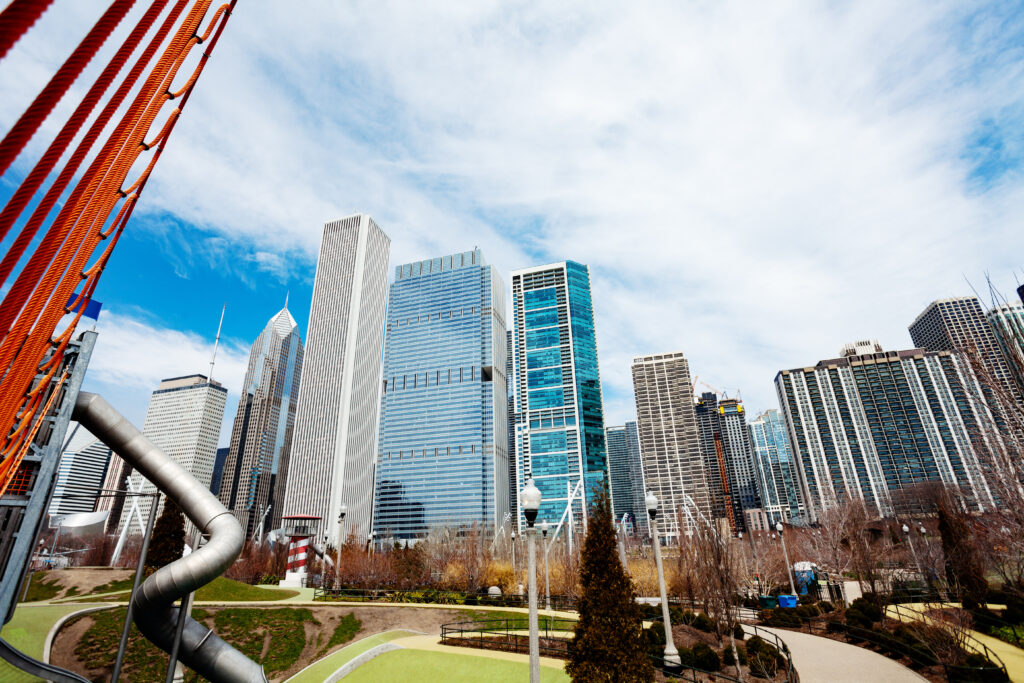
(2, 1), (1023, 443)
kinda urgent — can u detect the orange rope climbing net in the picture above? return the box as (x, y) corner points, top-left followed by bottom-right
(0, 0), (236, 496)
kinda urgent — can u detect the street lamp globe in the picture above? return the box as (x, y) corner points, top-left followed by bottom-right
(645, 490), (659, 519)
(902, 524), (910, 534)
(541, 520), (549, 538)
(775, 521), (783, 533)
(338, 503), (347, 521)
(919, 526), (926, 535)
(521, 478), (541, 527)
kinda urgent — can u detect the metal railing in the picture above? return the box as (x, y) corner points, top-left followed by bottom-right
(886, 603), (1009, 681)
(440, 617), (577, 658)
(743, 623), (800, 683)
(758, 603), (1008, 682)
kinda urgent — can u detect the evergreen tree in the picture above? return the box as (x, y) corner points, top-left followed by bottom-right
(566, 487), (654, 682)
(145, 499), (185, 571)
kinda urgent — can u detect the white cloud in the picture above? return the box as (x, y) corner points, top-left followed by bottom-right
(81, 309), (249, 446)
(5, 1), (1024, 424)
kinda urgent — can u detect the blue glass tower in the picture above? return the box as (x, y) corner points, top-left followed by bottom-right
(373, 249), (508, 539)
(510, 261), (607, 531)
(748, 409), (805, 525)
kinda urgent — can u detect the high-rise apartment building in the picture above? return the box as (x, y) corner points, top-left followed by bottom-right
(282, 215), (390, 545)
(373, 249), (508, 539)
(123, 374), (227, 532)
(694, 393), (760, 533)
(748, 409), (805, 525)
(506, 330), (517, 523)
(631, 352), (708, 542)
(986, 301), (1024, 397)
(49, 440), (111, 517)
(910, 297), (1023, 412)
(605, 421), (646, 536)
(218, 306), (304, 538)
(776, 343), (997, 519)
(510, 261), (607, 531)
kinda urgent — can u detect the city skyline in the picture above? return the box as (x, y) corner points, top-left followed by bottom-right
(5, 3), (1020, 441)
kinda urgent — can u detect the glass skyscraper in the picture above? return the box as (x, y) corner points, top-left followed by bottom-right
(373, 249), (508, 539)
(605, 421), (646, 536)
(695, 393), (761, 533)
(510, 261), (607, 531)
(748, 409), (805, 525)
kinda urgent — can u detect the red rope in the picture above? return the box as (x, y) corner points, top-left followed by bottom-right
(0, 0), (54, 62)
(0, 0), (136, 176)
(0, 1), (167, 248)
(0, 1), (187, 321)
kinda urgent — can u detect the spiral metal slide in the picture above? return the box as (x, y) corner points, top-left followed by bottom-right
(73, 391), (267, 683)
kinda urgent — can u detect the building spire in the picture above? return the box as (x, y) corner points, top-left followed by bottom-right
(284, 290), (289, 310)
(209, 302), (226, 382)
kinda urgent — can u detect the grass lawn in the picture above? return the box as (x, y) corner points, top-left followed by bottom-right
(0, 603), (97, 682)
(286, 630), (416, 683)
(193, 576), (298, 602)
(343, 649), (570, 682)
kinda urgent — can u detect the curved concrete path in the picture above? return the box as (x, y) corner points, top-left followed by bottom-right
(746, 625), (927, 683)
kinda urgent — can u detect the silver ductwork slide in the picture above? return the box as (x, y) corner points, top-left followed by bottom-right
(73, 392), (267, 683)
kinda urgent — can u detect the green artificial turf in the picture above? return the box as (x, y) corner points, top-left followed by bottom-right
(344, 649), (570, 682)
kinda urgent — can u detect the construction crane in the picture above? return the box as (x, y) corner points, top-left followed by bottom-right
(700, 381), (728, 399)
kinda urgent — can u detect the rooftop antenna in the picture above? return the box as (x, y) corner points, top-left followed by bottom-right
(209, 302), (226, 382)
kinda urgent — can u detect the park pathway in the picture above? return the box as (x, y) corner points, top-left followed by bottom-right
(746, 625), (928, 683)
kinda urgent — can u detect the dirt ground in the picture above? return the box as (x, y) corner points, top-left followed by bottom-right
(51, 603), (485, 681)
(32, 567), (134, 599)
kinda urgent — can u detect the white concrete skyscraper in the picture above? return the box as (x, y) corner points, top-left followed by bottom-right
(218, 305), (304, 538)
(122, 374), (227, 533)
(282, 214), (390, 545)
(631, 352), (708, 542)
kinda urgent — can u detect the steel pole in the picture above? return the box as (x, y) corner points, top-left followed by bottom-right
(528, 527), (539, 683)
(334, 517), (345, 588)
(906, 532), (922, 579)
(617, 524), (628, 569)
(543, 539), (551, 612)
(650, 515), (680, 669)
(165, 530), (200, 683)
(112, 492), (159, 683)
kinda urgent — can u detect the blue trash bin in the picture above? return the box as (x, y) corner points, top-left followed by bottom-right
(758, 595), (778, 609)
(777, 594), (798, 608)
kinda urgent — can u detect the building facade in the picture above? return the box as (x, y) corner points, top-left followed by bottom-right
(748, 409), (805, 525)
(218, 306), (304, 538)
(506, 330), (517, 523)
(282, 215), (390, 545)
(372, 249), (508, 539)
(910, 297), (1024, 413)
(694, 393), (761, 533)
(605, 421), (646, 536)
(631, 352), (708, 541)
(49, 440), (111, 517)
(775, 344), (997, 520)
(510, 261), (607, 531)
(986, 301), (1024, 398)
(123, 374), (227, 533)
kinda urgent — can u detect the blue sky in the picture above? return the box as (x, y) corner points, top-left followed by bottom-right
(2, 1), (1024, 444)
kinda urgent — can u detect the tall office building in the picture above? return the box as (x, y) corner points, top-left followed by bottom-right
(776, 343), (997, 520)
(282, 215), (390, 545)
(510, 261), (607, 531)
(694, 393), (761, 533)
(210, 447), (229, 495)
(605, 421), (646, 536)
(631, 352), (709, 542)
(49, 440), (111, 517)
(748, 409), (805, 525)
(123, 374), (227, 533)
(373, 249), (508, 539)
(218, 306), (304, 538)
(506, 330), (517, 523)
(910, 297), (1024, 413)
(95, 452), (131, 534)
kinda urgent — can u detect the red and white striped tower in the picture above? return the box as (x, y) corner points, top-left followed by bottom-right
(279, 515), (320, 588)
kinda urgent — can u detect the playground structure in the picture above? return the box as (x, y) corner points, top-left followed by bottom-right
(0, 2), (266, 681)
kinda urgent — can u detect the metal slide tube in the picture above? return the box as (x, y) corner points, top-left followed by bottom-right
(73, 392), (267, 683)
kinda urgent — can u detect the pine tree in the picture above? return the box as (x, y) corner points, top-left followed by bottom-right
(145, 499), (185, 571)
(566, 487), (654, 682)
